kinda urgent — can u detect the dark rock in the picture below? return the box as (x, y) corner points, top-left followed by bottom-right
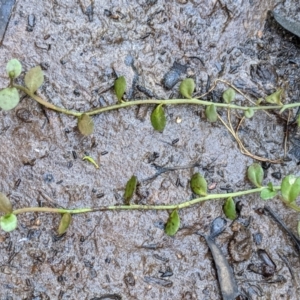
(210, 217), (227, 238)
(271, 171), (281, 180)
(0, 0), (15, 44)
(163, 62), (188, 89)
(273, 11), (300, 38)
(73, 89), (81, 96)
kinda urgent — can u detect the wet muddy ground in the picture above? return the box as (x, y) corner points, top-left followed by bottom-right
(0, 0), (300, 299)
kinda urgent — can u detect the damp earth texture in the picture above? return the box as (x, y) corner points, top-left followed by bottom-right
(0, 0), (300, 299)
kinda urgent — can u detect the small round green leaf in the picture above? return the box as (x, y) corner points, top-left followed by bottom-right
(165, 209), (180, 236)
(0, 192), (13, 214)
(6, 59), (22, 78)
(260, 188), (277, 200)
(24, 66), (44, 93)
(190, 173), (207, 196)
(247, 163), (264, 187)
(58, 213), (72, 235)
(0, 87), (20, 111)
(179, 78), (195, 99)
(205, 104), (218, 122)
(114, 76), (126, 103)
(244, 108), (254, 119)
(0, 214), (17, 232)
(265, 90), (283, 105)
(281, 175), (300, 203)
(223, 197), (236, 220)
(78, 114), (94, 136)
(150, 104), (166, 132)
(124, 175), (137, 205)
(222, 88), (236, 104)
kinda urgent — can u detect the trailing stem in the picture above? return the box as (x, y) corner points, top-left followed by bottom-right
(13, 185), (281, 215)
(1, 60), (300, 235)
(12, 83), (300, 117)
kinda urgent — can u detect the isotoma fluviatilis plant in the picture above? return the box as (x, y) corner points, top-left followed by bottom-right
(1, 59), (300, 236)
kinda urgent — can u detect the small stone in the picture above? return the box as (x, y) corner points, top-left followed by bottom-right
(26, 14), (36, 32)
(73, 89), (80, 97)
(271, 172), (281, 180)
(43, 173), (54, 183)
(28, 14), (36, 27)
(253, 232), (263, 245)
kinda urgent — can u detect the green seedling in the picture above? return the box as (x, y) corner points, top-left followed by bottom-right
(1, 59), (300, 236)
(0, 59), (299, 139)
(1, 163), (299, 235)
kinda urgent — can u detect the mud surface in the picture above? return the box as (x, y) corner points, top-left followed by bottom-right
(0, 1), (300, 299)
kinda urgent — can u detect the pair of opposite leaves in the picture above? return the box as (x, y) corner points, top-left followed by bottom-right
(0, 59), (44, 111)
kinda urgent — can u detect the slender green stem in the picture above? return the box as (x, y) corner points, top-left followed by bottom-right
(13, 185), (281, 215)
(13, 83), (300, 118)
(9, 77), (13, 88)
(13, 207), (92, 215)
(13, 85), (81, 117)
(85, 99), (287, 116)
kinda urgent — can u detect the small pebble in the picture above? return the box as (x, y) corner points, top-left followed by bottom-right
(253, 232), (263, 245)
(43, 173), (54, 183)
(73, 89), (80, 96)
(72, 150), (77, 159)
(208, 182), (217, 190)
(26, 14), (36, 32)
(271, 172), (281, 180)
